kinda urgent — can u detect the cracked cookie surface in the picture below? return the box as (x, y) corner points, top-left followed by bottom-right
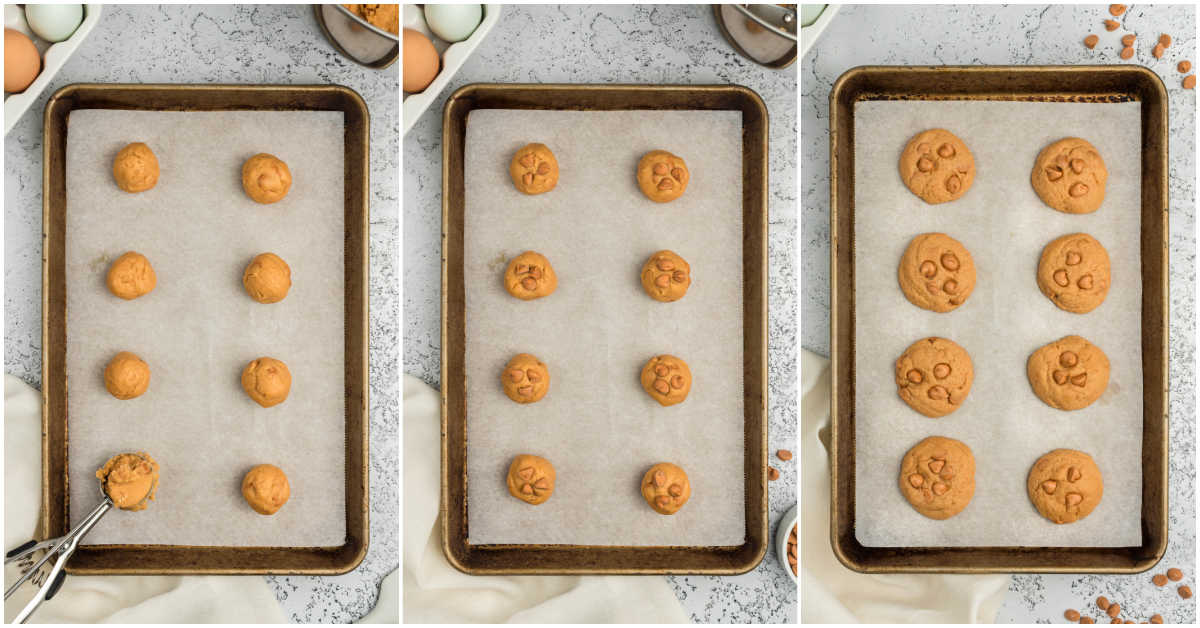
(898, 128), (975, 204)
(641, 462), (691, 515)
(636, 150), (689, 203)
(898, 233), (976, 312)
(506, 454), (556, 505)
(509, 143), (559, 195)
(640, 250), (691, 302)
(1036, 233), (1111, 313)
(640, 354), (691, 406)
(1027, 448), (1103, 523)
(502, 353), (550, 404)
(895, 337), (973, 418)
(1031, 137), (1108, 214)
(899, 436), (975, 520)
(1027, 335), (1110, 410)
(503, 251), (557, 300)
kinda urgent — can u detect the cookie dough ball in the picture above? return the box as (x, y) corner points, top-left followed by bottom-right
(640, 354), (692, 407)
(104, 351), (151, 400)
(505, 454), (556, 505)
(1037, 233), (1111, 314)
(509, 143), (559, 195)
(1027, 335), (1110, 411)
(899, 436), (975, 520)
(1032, 137), (1108, 214)
(243, 253), (292, 304)
(241, 153), (292, 204)
(895, 337), (973, 418)
(502, 353), (550, 404)
(636, 150), (689, 203)
(641, 462), (691, 515)
(897, 233), (975, 312)
(95, 452), (159, 511)
(1027, 449), (1103, 524)
(898, 129), (975, 204)
(106, 251), (157, 300)
(640, 250), (691, 302)
(241, 463), (291, 515)
(112, 142), (159, 193)
(503, 251), (557, 300)
(241, 357), (292, 408)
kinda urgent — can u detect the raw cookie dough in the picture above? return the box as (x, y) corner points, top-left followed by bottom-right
(1027, 448), (1103, 524)
(502, 353), (550, 404)
(641, 462), (691, 515)
(95, 452), (159, 511)
(1031, 137), (1108, 214)
(895, 337), (973, 418)
(341, 4), (399, 34)
(1027, 335), (1110, 410)
(503, 251), (557, 300)
(509, 143), (559, 195)
(106, 251), (156, 300)
(1036, 233), (1111, 314)
(898, 436), (975, 520)
(897, 233), (976, 312)
(241, 153), (292, 204)
(243, 252), (292, 304)
(636, 150), (689, 203)
(241, 463), (291, 515)
(640, 250), (691, 302)
(241, 357), (292, 408)
(640, 354), (692, 407)
(505, 454), (556, 505)
(104, 351), (150, 400)
(898, 128), (975, 204)
(112, 142), (160, 193)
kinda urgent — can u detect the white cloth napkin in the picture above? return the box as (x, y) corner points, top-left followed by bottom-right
(800, 350), (1010, 623)
(402, 375), (690, 624)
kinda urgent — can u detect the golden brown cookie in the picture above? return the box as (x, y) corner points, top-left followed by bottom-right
(243, 252), (292, 304)
(895, 337), (973, 418)
(509, 143), (559, 195)
(898, 129), (975, 204)
(503, 251), (557, 300)
(897, 233), (976, 312)
(1031, 137), (1108, 214)
(112, 142), (160, 193)
(104, 351), (150, 400)
(899, 436), (975, 520)
(502, 353), (550, 404)
(640, 250), (691, 302)
(241, 153), (292, 204)
(640, 355), (692, 407)
(241, 464), (291, 515)
(636, 150), (689, 203)
(106, 251), (156, 300)
(1027, 335), (1110, 410)
(506, 454), (556, 505)
(1036, 233), (1111, 314)
(1027, 449), (1103, 524)
(95, 452), (159, 511)
(241, 357), (292, 408)
(641, 462), (691, 515)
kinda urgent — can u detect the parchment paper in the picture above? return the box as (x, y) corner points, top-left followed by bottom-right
(463, 109), (745, 545)
(853, 100), (1143, 547)
(65, 110), (346, 546)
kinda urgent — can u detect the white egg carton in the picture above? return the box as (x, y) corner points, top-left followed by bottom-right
(4, 4), (103, 135)
(403, 4), (501, 135)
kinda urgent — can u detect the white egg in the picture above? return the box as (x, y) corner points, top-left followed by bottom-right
(423, 4), (482, 43)
(24, 4), (84, 43)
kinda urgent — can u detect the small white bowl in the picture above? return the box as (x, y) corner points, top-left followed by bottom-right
(776, 503), (798, 583)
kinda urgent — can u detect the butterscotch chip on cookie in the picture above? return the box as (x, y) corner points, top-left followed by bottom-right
(509, 143), (559, 195)
(243, 252), (292, 304)
(502, 353), (550, 404)
(241, 357), (292, 408)
(112, 142), (159, 193)
(506, 454), (556, 505)
(1027, 449), (1103, 523)
(1027, 335), (1110, 410)
(241, 153), (292, 204)
(1032, 138), (1108, 214)
(898, 129), (975, 204)
(636, 150), (689, 203)
(898, 233), (976, 312)
(106, 251), (157, 300)
(640, 250), (691, 302)
(241, 464), (291, 515)
(640, 354), (692, 407)
(895, 337), (973, 418)
(641, 462), (691, 515)
(1037, 233), (1111, 313)
(504, 251), (557, 300)
(899, 436), (975, 520)
(104, 351), (150, 400)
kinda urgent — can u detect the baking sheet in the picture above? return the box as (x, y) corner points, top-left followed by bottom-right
(65, 110), (346, 546)
(463, 109), (745, 546)
(853, 100), (1143, 548)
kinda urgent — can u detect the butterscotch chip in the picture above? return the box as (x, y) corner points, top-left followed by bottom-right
(1105, 19), (1120, 31)
(1032, 137), (1107, 214)
(509, 143), (559, 195)
(506, 454), (556, 505)
(898, 128), (975, 204)
(1098, 597), (1111, 610)
(1167, 567), (1183, 581)
(1150, 614), (1163, 624)
(1085, 34), (1099, 49)
(641, 462), (690, 515)
(636, 150), (689, 203)
(1184, 75), (1196, 90)
(896, 337), (973, 417)
(1120, 46), (1134, 59)
(1081, 617), (1095, 624)
(1066, 609), (1082, 621)
(504, 251), (558, 300)
(640, 250), (691, 302)
(1109, 619), (1120, 624)
(1153, 573), (1168, 586)
(777, 449), (793, 461)
(1108, 603), (1121, 618)
(501, 353), (550, 404)
(1153, 43), (1165, 59)
(1036, 233), (1111, 313)
(1159, 33), (1172, 48)
(1178, 61), (1191, 73)
(1179, 585), (1192, 599)
(1109, 4), (1125, 16)
(1028, 449), (1103, 524)
(898, 233), (976, 312)
(768, 467), (780, 481)
(1121, 34), (1136, 46)
(899, 436), (975, 520)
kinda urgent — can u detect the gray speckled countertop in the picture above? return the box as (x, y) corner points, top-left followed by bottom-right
(402, 4), (797, 623)
(802, 4), (1195, 624)
(2, 5), (398, 623)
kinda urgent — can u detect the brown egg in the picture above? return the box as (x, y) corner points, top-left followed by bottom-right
(4, 29), (41, 93)
(402, 28), (439, 94)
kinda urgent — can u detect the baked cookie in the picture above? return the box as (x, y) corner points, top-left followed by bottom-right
(502, 353), (550, 404)
(898, 129), (975, 204)
(107, 251), (156, 300)
(640, 250), (691, 302)
(112, 142), (159, 193)
(1027, 335), (1110, 410)
(509, 143), (559, 195)
(95, 452), (159, 511)
(241, 153), (292, 204)
(242, 463), (291, 515)
(899, 436), (975, 520)
(503, 251), (557, 300)
(897, 233), (976, 312)
(640, 355), (692, 407)
(243, 252), (292, 304)
(636, 150), (689, 203)
(506, 454), (555, 505)
(104, 351), (150, 400)
(895, 337), (973, 418)
(1027, 449), (1103, 524)
(241, 357), (292, 408)
(1031, 137), (1108, 214)
(641, 462), (691, 515)
(1036, 233), (1111, 314)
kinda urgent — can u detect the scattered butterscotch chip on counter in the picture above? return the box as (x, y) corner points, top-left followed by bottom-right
(1167, 567), (1183, 581)
(1121, 34), (1136, 46)
(1105, 19), (1120, 31)
(1153, 573), (1168, 586)
(1150, 615), (1163, 624)
(1179, 585), (1192, 599)
(768, 466), (780, 481)
(1179, 61), (1192, 73)
(1085, 34), (1100, 49)
(1120, 46), (1135, 59)
(1081, 617), (1095, 624)
(1184, 75), (1196, 89)
(1153, 43), (1165, 59)
(1097, 596), (1111, 611)
(777, 449), (793, 461)
(1066, 609), (1082, 621)
(1107, 603), (1121, 618)
(1159, 33), (1172, 48)
(1109, 4), (1126, 16)
(1108, 619), (1120, 624)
